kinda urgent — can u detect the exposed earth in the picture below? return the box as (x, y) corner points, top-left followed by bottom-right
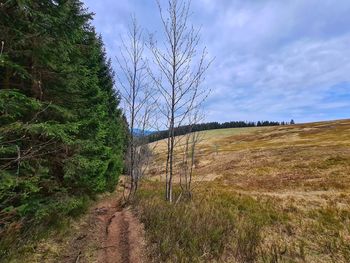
(15, 188), (147, 263)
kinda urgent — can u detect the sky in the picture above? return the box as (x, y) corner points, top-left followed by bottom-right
(83, 0), (350, 124)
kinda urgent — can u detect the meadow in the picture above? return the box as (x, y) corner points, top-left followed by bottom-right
(135, 119), (350, 262)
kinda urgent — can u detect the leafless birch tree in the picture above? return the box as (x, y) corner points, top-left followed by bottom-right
(149, 0), (212, 202)
(178, 110), (204, 201)
(117, 17), (155, 201)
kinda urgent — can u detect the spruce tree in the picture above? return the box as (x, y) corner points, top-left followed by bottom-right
(0, 0), (126, 258)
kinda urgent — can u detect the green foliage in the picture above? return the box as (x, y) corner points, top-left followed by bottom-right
(0, 0), (127, 259)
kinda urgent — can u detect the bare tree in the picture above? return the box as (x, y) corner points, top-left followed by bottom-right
(149, 0), (212, 202)
(178, 110), (204, 201)
(117, 17), (155, 201)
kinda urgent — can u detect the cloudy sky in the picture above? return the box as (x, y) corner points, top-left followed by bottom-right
(83, 0), (350, 124)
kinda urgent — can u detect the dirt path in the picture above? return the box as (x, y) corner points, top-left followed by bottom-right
(59, 193), (146, 263)
(95, 198), (145, 263)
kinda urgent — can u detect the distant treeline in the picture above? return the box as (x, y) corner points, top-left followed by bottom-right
(148, 120), (295, 142)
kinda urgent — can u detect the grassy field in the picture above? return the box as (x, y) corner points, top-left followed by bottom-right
(135, 119), (350, 262)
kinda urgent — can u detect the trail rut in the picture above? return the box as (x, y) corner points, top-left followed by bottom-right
(61, 194), (146, 263)
(96, 199), (146, 263)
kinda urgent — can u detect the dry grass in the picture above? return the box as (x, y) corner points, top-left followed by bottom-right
(150, 120), (350, 190)
(134, 182), (288, 263)
(136, 119), (350, 262)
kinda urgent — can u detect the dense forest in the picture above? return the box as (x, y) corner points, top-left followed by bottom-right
(148, 120), (295, 142)
(0, 0), (127, 258)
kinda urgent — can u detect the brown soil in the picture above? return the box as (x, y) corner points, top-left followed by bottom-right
(59, 194), (146, 263)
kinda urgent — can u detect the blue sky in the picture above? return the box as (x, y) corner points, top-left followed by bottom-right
(83, 0), (350, 124)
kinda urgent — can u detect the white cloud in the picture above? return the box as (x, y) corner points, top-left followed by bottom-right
(84, 0), (350, 123)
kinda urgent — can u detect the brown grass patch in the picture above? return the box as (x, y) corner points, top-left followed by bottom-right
(138, 119), (350, 262)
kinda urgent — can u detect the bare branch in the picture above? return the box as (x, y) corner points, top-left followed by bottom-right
(149, 0), (211, 202)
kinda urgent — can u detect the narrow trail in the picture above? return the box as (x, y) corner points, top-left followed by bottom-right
(62, 194), (146, 263)
(96, 199), (145, 263)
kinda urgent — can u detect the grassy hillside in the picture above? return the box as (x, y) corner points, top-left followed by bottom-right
(135, 119), (350, 262)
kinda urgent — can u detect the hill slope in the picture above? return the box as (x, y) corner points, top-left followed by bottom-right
(149, 119), (350, 191)
(136, 119), (350, 262)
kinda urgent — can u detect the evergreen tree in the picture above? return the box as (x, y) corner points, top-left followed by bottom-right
(0, 0), (126, 258)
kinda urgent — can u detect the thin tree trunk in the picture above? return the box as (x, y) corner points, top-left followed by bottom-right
(117, 18), (153, 203)
(150, 0), (212, 202)
(165, 135), (171, 200)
